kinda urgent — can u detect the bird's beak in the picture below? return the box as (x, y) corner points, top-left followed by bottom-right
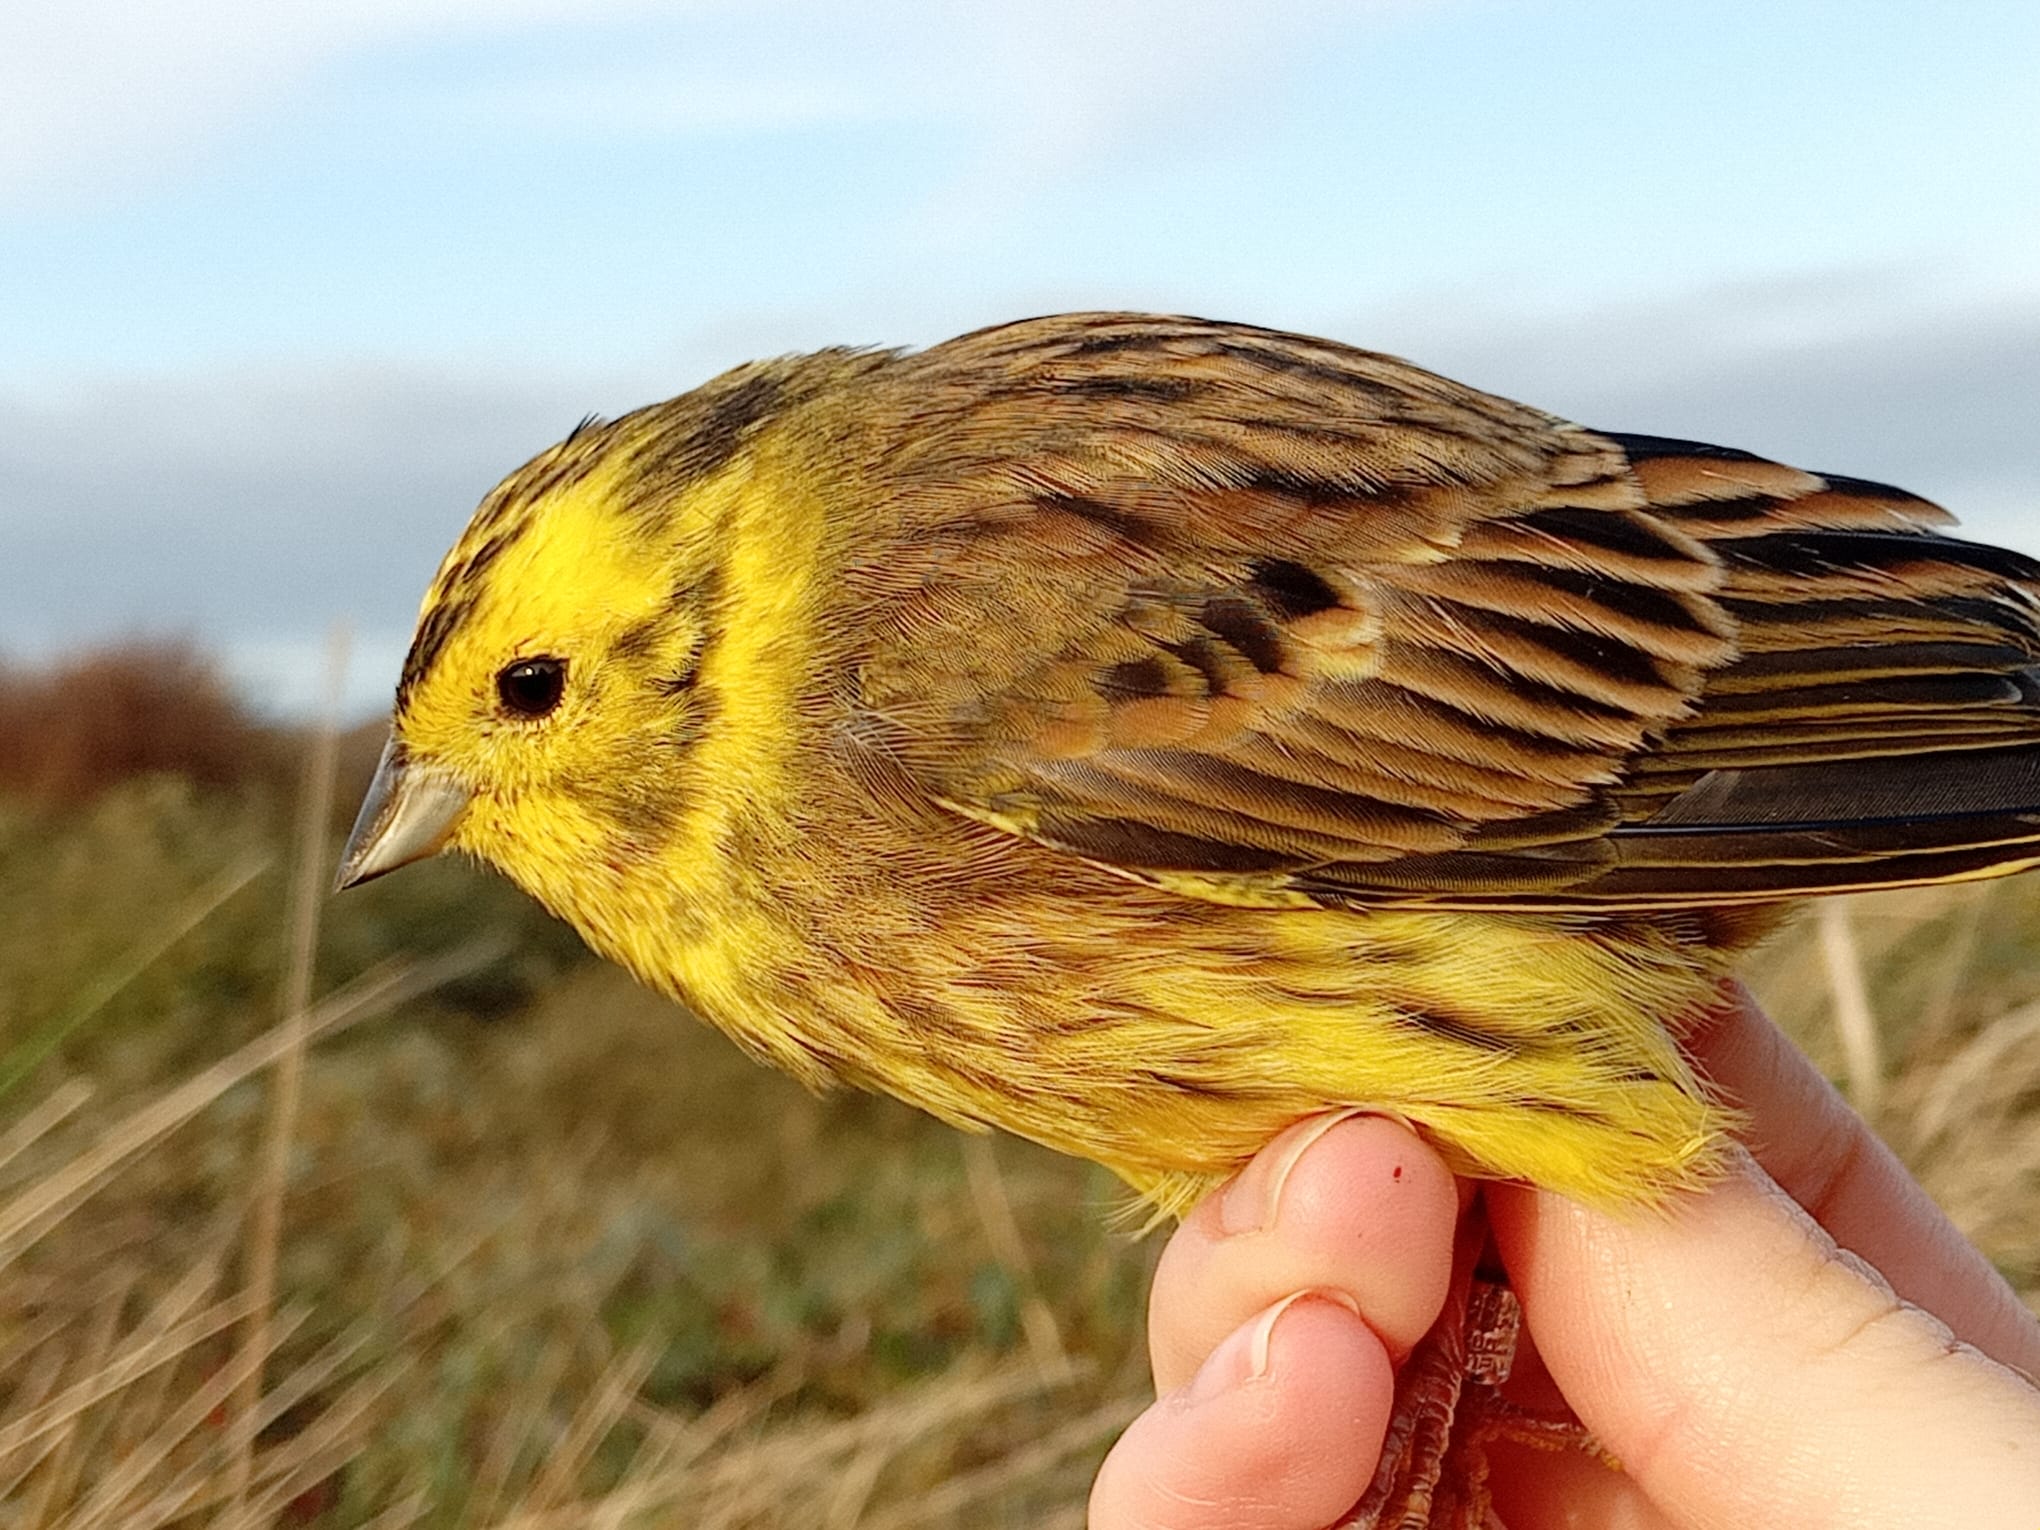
(334, 736), (473, 890)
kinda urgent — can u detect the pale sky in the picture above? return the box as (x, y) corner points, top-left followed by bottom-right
(3, 0), (2037, 714)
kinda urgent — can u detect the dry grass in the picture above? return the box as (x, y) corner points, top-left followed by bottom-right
(0, 642), (2035, 1525)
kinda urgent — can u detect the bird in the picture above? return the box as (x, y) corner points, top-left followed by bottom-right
(337, 310), (2040, 1224)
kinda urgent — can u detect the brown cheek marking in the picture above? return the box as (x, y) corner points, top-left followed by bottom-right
(656, 648), (705, 699)
(669, 675), (715, 748)
(591, 766), (688, 847)
(613, 613), (674, 662)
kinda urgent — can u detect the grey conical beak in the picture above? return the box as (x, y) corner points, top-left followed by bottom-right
(334, 737), (473, 890)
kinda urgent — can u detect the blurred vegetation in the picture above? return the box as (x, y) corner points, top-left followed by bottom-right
(0, 641), (2035, 1526)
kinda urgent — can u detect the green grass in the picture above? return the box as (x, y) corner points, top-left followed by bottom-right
(0, 766), (2036, 1525)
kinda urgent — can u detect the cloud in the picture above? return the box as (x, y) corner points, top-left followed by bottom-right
(0, 0), (685, 206)
(1355, 271), (2040, 548)
(0, 0), (1409, 211)
(2, 273), (2031, 715)
(442, 72), (896, 138)
(0, 361), (590, 671)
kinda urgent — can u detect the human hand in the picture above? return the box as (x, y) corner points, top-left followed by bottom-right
(1089, 988), (2040, 1529)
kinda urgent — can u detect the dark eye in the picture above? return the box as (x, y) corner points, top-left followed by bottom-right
(496, 656), (567, 718)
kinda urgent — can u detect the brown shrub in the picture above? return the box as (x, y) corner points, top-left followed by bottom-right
(0, 640), (290, 804)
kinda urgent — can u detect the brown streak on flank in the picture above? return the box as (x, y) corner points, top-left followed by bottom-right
(1390, 1004), (1521, 1054)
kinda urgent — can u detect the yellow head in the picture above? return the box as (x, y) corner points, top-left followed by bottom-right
(336, 357), (836, 952)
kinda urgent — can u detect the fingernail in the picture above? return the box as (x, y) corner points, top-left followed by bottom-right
(1183, 1292), (1304, 1404)
(1220, 1109), (1369, 1236)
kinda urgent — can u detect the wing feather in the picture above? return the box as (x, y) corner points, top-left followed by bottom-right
(849, 314), (2040, 911)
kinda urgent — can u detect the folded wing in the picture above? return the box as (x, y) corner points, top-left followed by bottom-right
(852, 314), (2040, 911)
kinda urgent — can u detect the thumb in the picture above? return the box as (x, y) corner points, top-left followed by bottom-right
(1487, 1153), (2040, 1529)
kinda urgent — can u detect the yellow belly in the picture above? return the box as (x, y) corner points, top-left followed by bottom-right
(647, 870), (1740, 1220)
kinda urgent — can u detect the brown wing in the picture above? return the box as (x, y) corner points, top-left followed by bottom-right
(850, 313), (2040, 910)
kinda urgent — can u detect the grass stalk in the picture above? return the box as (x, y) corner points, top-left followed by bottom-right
(225, 621), (350, 1517)
(1816, 898), (1884, 1115)
(962, 1134), (1074, 1387)
(0, 858), (269, 1104)
(0, 944), (500, 1271)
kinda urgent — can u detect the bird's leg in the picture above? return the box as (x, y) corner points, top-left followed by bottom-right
(1339, 1195), (1597, 1530)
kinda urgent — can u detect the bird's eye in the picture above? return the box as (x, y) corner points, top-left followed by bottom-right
(496, 657), (567, 718)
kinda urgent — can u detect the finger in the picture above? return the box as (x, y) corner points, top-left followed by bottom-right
(1489, 1153), (2040, 1530)
(1147, 1113), (1459, 1393)
(1689, 984), (2040, 1376)
(1486, 1327), (1680, 1530)
(1485, 1441), (1679, 1530)
(1090, 1294), (1392, 1530)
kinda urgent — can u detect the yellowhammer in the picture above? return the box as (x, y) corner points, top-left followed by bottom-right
(337, 312), (2040, 1516)
(340, 311), (2039, 1214)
